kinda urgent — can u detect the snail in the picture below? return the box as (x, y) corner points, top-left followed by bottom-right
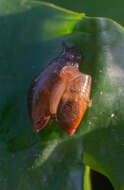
(28, 42), (92, 136)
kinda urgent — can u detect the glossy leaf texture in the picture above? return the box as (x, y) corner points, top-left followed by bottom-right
(0, 0), (124, 190)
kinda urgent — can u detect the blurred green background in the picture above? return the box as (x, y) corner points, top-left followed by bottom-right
(45, 0), (124, 26)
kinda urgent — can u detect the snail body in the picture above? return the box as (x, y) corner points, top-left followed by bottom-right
(28, 43), (91, 135)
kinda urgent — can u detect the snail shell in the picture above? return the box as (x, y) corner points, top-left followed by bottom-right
(56, 66), (91, 136)
(27, 43), (81, 133)
(28, 43), (91, 135)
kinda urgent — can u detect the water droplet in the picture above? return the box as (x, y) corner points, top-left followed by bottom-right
(111, 113), (115, 118)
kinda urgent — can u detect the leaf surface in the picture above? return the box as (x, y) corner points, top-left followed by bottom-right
(0, 1), (124, 189)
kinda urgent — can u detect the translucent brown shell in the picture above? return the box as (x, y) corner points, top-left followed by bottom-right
(27, 43), (92, 136)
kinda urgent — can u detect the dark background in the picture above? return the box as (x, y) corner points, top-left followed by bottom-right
(46, 0), (124, 26)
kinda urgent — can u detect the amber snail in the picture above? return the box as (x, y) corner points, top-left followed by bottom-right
(28, 42), (92, 136)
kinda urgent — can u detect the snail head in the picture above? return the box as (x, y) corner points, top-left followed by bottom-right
(62, 41), (81, 66)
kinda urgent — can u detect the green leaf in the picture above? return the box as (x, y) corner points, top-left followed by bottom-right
(44, 0), (124, 26)
(0, 1), (124, 190)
